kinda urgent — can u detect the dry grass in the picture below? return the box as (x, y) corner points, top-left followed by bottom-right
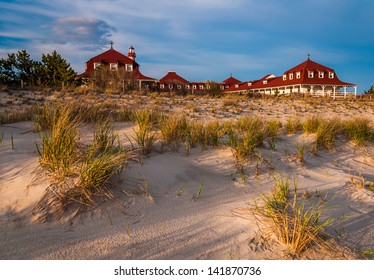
(34, 102), (129, 221)
(253, 176), (333, 256)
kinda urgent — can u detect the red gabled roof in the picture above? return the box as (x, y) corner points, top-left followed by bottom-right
(159, 71), (189, 85)
(134, 67), (156, 81)
(88, 48), (136, 65)
(251, 59), (355, 89)
(222, 76), (242, 87)
(79, 48), (138, 77)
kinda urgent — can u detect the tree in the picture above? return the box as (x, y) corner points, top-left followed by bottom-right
(15, 50), (35, 87)
(364, 85), (374, 94)
(0, 53), (17, 86)
(41, 50), (76, 87)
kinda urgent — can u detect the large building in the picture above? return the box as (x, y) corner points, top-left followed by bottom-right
(78, 45), (356, 97)
(225, 57), (357, 98)
(77, 43), (156, 89)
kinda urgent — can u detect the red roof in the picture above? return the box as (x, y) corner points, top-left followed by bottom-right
(159, 71), (189, 85)
(134, 68), (156, 81)
(251, 59), (355, 89)
(79, 48), (138, 77)
(222, 76), (242, 87)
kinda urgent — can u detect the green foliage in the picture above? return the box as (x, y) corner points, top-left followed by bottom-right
(253, 176), (333, 255)
(0, 49), (76, 88)
(343, 118), (373, 146)
(285, 118), (301, 134)
(315, 119), (341, 150)
(303, 116), (322, 134)
(36, 103), (79, 177)
(42, 50), (76, 87)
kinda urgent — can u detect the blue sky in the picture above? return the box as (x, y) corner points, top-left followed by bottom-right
(1, 0), (373, 92)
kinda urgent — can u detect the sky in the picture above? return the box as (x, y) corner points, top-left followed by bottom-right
(0, 0), (373, 93)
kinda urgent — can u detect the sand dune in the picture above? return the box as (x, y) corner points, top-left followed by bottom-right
(0, 92), (373, 259)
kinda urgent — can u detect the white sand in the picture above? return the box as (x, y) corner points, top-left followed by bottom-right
(0, 94), (373, 260)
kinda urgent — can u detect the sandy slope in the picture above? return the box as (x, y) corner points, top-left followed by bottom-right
(0, 117), (373, 260)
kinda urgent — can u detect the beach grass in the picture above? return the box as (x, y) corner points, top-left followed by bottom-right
(343, 117), (373, 146)
(253, 176), (333, 255)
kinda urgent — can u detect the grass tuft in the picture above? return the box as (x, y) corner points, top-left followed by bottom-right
(253, 176), (333, 256)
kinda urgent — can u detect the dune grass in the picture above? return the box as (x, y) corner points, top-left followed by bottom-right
(159, 114), (189, 152)
(229, 117), (266, 171)
(253, 176), (333, 256)
(303, 116), (322, 134)
(34, 102), (129, 219)
(35, 102), (80, 178)
(133, 108), (158, 155)
(343, 117), (373, 146)
(314, 119), (341, 150)
(285, 118), (301, 134)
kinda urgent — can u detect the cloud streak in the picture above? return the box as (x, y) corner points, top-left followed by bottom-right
(44, 17), (117, 50)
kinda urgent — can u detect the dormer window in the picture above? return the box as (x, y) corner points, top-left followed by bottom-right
(319, 71), (324, 78)
(283, 74), (287, 81)
(110, 63), (118, 71)
(296, 72), (301, 79)
(263, 80), (268, 85)
(329, 72), (334, 79)
(308, 71), (314, 78)
(94, 62), (101, 69)
(235, 84), (239, 88)
(289, 73), (293, 80)
(125, 64), (133, 71)
(247, 82), (252, 86)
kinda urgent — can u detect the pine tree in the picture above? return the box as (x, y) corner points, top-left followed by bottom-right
(41, 50), (76, 87)
(16, 50), (35, 87)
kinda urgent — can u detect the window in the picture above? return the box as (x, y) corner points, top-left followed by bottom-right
(125, 64), (133, 71)
(177, 85), (182, 89)
(263, 80), (267, 84)
(283, 74), (287, 81)
(247, 82), (252, 86)
(186, 85), (190, 89)
(296, 72), (301, 79)
(308, 71), (314, 78)
(94, 62), (101, 69)
(319, 71), (324, 78)
(160, 84), (165, 89)
(289, 73), (293, 80)
(199, 85), (204, 90)
(110, 63), (118, 71)
(329, 72), (334, 79)
(193, 85), (197, 89)
(169, 84), (173, 89)
(235, 84), (239, 88)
